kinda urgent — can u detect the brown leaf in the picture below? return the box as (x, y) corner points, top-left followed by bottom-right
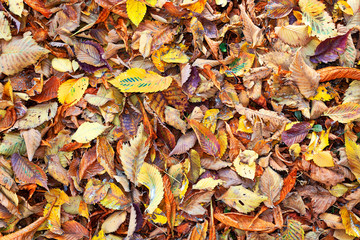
(21, 129), (41, 161)
(146, 81), (188, 122)
(78, 147), (104, 180)
(163, 175), (176, 237)
(30, 76), (60, 103)
(47, 155), (69, 186)
(180, 191), (214, 215)
(298, 185), (337, 215)
(11, 153), (48, 190)
(214, 212), (276, 232)
(260, 167), (283, 208)
(289, 50), (320, 98)
(169, 131), (197, 156)
(96, 136), (116, 178)
(324, 102), (360, 123)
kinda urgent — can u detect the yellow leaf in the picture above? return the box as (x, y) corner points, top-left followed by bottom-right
(9, 0), (24, 16)
(126, 0), (146, 26)
(169, 162), (189, 199)
(181, 0), (207, 13)
(100, 183), (131, 210)
(58, 77), (89, 106)
(71, 122), (108, 143)
(216, 129), (228, 158)
(289, 143), (301, 159)
(345, 130), (360, 182)
(160, 48), (190, 63)
(109, 68), (173, 93)
(233, 150), (258, 180)
(312, 151), (334, 167)
(146, 207), (168, 225)
(219, 185), (267, 213)
(138, 162), (164, 214)
(340, 207), (360, 237)
(336, 1), (354, 15)
(52, 58), (73, 72)
(299, 0), (337, 40)
(92, 229), (106, 240)
(192, 177), (224, 190)
(310, 83), (337, 101)
(329, 184), (348, 197)
(0, 12), (11, 41)
(13, 102), (58, 130)
(237, 115), (253, 133)
(305, 129), (330, 161)
(202, 109), (219, 133)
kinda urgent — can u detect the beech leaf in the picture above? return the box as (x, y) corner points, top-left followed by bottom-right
(138, 162), (164, 214)
(11, 153), (48, 190)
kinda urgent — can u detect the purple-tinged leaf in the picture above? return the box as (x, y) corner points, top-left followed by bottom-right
(281, 122), (312, 146)
(75, 41), (112, 73)
(311, 31), (351, 64)
(182, 67), (201, 97)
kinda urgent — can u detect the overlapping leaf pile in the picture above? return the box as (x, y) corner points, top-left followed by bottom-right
(0, 0), (360, 239)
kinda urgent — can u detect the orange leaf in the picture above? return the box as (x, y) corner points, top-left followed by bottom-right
(214, 212), (276, 232)
(274, 167), (297, 205)
(96, 136), (116, 178)
(318, 67), (360, 82)
(187, 118), (220, 157)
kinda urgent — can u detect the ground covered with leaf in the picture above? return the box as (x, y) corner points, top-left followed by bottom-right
(1, 0), (360, 239)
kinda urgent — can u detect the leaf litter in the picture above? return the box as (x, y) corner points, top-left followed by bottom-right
(0, 0), (360, 239)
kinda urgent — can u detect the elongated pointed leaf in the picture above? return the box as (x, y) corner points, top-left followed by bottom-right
(188, 118), (220, 157)
(109, 68), (173, 93)
(324, 102), (360, 123)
